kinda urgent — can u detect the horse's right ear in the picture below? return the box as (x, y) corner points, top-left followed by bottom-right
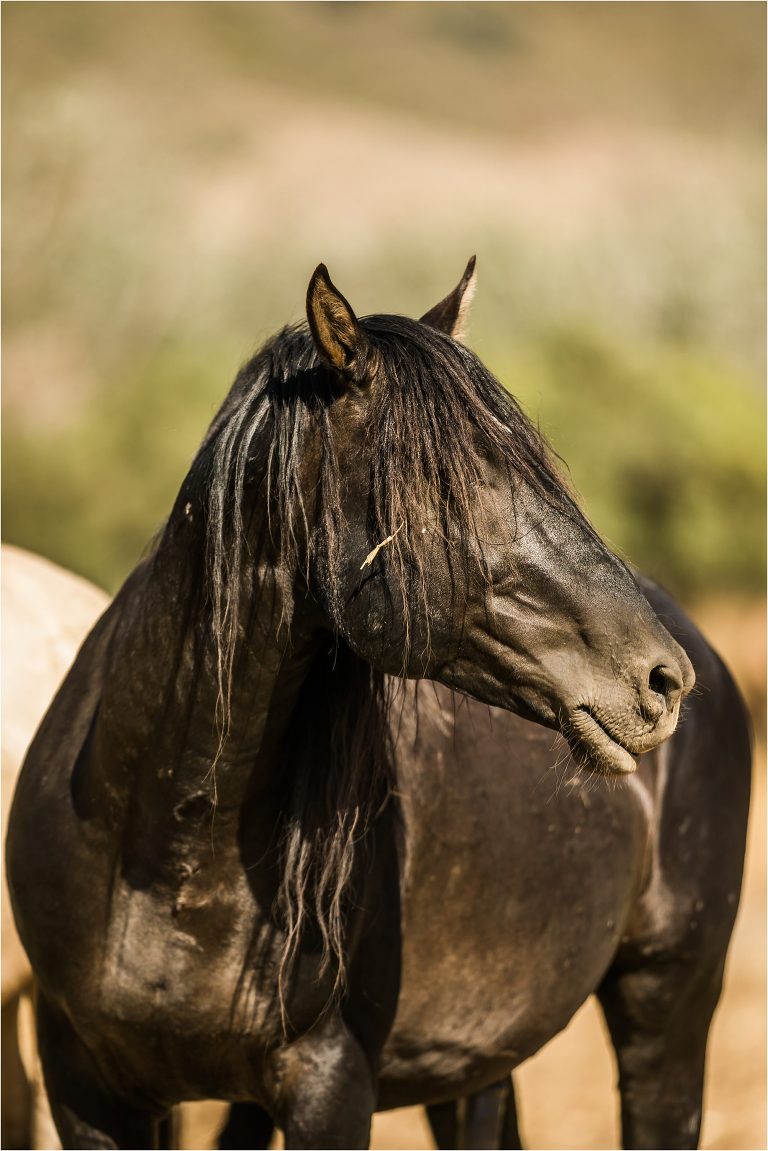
(307, 264), (368, 377)
(420, 256), (477, 342)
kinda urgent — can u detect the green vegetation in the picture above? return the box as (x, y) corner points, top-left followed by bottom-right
(3, 3), (764, 599)
(4, 324), (763, 599)
(2, 343), (228, 591)
(496, 330), (765, 598)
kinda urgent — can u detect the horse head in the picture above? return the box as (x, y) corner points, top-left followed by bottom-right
(299, 260), (695, 775)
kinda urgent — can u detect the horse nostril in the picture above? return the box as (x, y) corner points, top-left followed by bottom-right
(648, 664), (683, 709)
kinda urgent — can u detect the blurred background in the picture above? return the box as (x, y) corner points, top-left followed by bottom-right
(2, 3), (765, 1149)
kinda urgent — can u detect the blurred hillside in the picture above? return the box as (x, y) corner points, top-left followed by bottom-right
(2, 2), (765, 599)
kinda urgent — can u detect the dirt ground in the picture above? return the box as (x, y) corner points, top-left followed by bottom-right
(178, 603), (766, 1151)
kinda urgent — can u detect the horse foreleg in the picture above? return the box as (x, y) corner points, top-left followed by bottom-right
(2, 992), (34, 1150)
(426, 1078), (522, 1150)
(597, 957), (725, 1149)
(272, 1017), (376, 1150)
(217, 1101), (275, 1149)
(36, 994), (167, 1150)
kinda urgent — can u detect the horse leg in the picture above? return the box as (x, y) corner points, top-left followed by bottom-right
(158, 1109), (180, 1149)
(2, 992), (34, 1149)
(217, 1102), (275, 1149)
(426, 1078), (522, 1150)
(466, 1077), (522, 1150)
(36, 995), (165, 1150)
(273, 1018), (376, 1150)
(425, 1099), (461, 1149)
(597, 956), (725, 1149)
(498, 1076), (523, 1149)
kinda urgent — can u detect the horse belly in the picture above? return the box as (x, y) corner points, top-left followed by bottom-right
(378, 891), (628, 1108)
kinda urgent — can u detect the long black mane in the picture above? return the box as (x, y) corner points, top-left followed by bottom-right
(183, 314), (595, 1012)
(201, 315), (593, 704)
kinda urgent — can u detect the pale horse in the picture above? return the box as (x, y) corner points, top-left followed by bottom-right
(2, 544), (110, 1149)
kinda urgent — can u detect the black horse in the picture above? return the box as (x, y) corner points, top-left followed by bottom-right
(8, 261), (744, 1150)
(218, 572), (750, 1151)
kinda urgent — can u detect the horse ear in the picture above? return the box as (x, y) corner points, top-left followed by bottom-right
(419, 256), (477, 342)
(307, 264), (367, 376)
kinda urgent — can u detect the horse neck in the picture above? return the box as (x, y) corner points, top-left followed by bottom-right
(91, 493), (324, 862)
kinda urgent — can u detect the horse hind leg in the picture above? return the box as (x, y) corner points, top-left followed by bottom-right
(425, 1099), (459, 1149)
(426, 1077), (523, 1150)
(597, 954), (726, 1149)
(476, 1077), (523, 1150)
(36, 994), (167, 1150)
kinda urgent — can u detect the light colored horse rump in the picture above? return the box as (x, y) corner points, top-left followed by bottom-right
(2, 545), (109, 1150)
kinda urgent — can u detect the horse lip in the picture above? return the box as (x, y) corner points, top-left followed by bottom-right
(565, 706), (639, 776)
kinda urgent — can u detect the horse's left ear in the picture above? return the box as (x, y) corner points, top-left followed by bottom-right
(307, 264), (369, 377)
(419, 256), (477, 342)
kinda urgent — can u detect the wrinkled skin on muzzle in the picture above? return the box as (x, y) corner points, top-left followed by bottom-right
(445, 502), (696, 775)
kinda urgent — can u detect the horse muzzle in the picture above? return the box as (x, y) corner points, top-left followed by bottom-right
(564, 664), (693, 775)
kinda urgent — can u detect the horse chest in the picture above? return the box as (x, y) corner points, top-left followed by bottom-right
(377, 736), (650, 1107)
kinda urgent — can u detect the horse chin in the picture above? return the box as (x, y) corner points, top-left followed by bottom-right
(565, 707), (639, 776)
